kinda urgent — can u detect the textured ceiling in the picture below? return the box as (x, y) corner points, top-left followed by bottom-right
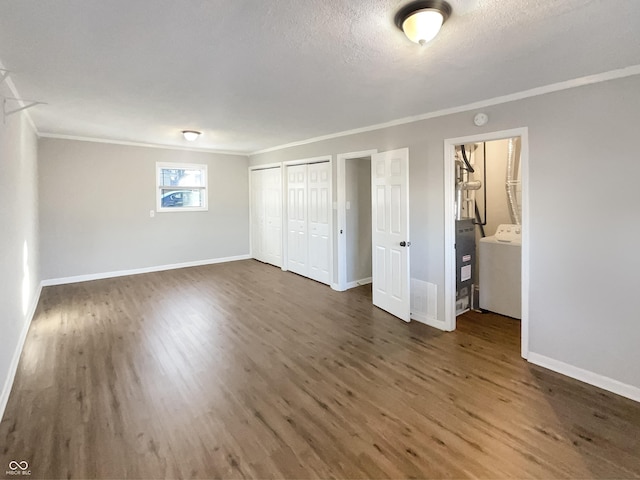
(0, 0), (639, 154)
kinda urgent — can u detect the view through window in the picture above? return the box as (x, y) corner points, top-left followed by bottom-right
(156, 162), (208, 212)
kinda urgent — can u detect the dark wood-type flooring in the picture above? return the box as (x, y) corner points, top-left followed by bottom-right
(1, 260), (640, 479)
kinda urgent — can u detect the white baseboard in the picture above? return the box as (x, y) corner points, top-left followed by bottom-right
(346, 277), (372, 289)
(41, 254), (252, 286)
(411, 312), (451, 331)
(0, 282), (43, 422)
(528, 352), (640, 403)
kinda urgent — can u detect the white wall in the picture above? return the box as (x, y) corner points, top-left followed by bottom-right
(0, 112), (40, 418)
(250, 75), (640, 393)
(473, 138), (520, 237)
(39, 139), (250, 280)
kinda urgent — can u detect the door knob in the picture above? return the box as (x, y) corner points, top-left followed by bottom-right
(400, 241), (411, 247)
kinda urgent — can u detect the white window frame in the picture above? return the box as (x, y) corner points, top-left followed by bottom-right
(156, 162), (208, 212)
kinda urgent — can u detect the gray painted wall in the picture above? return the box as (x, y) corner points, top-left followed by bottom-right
(250, 75), (640, 390)
(39, 139), (250, 280)
(0, 112), (40, 412)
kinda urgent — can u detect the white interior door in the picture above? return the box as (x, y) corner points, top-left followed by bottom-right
(307, 162), (331, 284)
(264, 167), (282, 267)
(250, 170), (266, 262)
(287, 165), (308, 275)
(372, 148), (410, 321)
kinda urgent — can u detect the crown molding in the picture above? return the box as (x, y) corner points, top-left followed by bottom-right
(250, 64), (640, 156)
(38, 133), (249, 157)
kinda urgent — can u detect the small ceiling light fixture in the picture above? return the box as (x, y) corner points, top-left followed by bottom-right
(395, 0), (452, 46)
(182, 130), (202, 141)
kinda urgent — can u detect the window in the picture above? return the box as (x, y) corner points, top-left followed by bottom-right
(156, 162), (208, 212)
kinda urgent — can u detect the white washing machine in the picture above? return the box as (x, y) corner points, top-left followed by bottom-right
(479, 224), (522, 319)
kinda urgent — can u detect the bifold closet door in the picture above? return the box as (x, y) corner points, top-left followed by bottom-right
(250, 170), (266, 262)
(263, 168), (282, 267)
(250, 168), (282, 268)
(307, 162), (331, 284)
(287, 165), (308, 276)
(287, 162), (331, 285)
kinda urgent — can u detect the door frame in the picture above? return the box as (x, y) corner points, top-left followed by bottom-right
(248, 163), (282, 262)
(335, 149), (378, 291)
(443, 127), (530, 358)
(283, 156), (334, 285)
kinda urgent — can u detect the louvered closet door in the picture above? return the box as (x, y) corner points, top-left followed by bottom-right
(287, 165), (308, 275)
(307, 162), (331, 284)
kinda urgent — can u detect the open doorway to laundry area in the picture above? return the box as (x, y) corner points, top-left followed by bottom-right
(444, 128), (529, 358)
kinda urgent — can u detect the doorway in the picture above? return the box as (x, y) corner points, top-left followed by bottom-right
(337, 148), (412, 323)
(345, 157), (372, 288)
(444, 128), (529, 358)
(336, 150), (377, 291)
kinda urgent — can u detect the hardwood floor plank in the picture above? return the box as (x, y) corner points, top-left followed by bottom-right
(1, 259), (639, 479)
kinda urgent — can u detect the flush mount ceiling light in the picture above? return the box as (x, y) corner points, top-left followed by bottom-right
(395, 0), (452, 46)
(182, 130), (201, 141)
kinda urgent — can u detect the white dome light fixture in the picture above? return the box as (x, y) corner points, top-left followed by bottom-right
(182, 130), (201, 141)
(395, 0), (452, 46)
